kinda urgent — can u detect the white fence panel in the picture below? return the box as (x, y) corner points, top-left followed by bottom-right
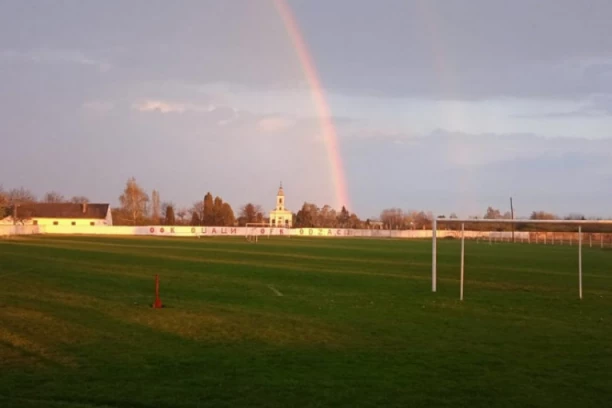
(0, 225), (587, 241)
(0, 225), (41, 236)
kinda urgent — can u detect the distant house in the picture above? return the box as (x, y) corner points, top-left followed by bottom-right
(1, 203), (113, 226)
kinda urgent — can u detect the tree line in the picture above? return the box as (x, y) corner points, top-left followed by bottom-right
(0, 186), (90, 220)
(114, 178), (367, 227)
(431, 206), (610, 233)
(115, 177), (246, 226)
(2, 180), (610, 232)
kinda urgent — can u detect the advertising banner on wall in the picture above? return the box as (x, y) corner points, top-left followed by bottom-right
(30, 224), (531, 239)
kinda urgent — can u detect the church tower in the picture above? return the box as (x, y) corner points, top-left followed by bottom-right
(276, 183), (285, 211)
(269, 182), (292, 228)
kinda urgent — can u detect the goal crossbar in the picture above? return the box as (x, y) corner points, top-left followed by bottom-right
(245, 223), (271, 242)
(431, 218), (612, 300)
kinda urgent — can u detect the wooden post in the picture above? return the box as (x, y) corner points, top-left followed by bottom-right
(153, 274), (163, 308)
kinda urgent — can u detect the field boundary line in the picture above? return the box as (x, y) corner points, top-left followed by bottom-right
(267, 285), (284, 296)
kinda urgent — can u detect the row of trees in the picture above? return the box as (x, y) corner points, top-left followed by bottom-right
(1, 179), (370, 228)
(375, 206), (609, 232)
(379, 208), (435, 230)
(0, 186), (90, 219)
(2, 180), (607, 232)
(111, 178), (373, 228)
(113, 178), (239, 226)
(293, 203), (364, 228)
(113, 178), (278, 226)
(431, 206), (604, 232)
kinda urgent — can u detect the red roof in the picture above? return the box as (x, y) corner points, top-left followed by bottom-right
(16, 203), (110, 219)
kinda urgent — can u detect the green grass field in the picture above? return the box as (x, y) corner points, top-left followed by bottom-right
(1, 235), (611, 407)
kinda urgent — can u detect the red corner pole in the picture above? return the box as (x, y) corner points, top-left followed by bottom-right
(152, 274), (163, 308)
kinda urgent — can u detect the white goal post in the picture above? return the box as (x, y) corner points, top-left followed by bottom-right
(245, 223), (271, 243)
(431, 218), (612, 300)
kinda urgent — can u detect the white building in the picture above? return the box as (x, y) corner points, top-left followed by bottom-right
(1, 203), (113, 226)
(269, 184), (292, 228)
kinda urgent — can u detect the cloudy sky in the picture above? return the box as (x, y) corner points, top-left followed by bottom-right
(1, 0), (612, 218)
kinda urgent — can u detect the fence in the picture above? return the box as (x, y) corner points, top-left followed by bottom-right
(0, 225), (40, 236)
(2, 224), (612, 245)
(470, 231), (612, 247)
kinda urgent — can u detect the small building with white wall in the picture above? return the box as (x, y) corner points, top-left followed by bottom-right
(269, 184), (292, 228)
(1, 203), (113, 226)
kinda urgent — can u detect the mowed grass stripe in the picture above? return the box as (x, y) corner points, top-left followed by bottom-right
(1, 236), (611, 407)
(10, 235), (431, 268)
(3, 238), (604, 298)
(3, 238), (609, 305)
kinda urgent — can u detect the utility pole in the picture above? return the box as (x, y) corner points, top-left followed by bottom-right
(510, 197), (515, 243)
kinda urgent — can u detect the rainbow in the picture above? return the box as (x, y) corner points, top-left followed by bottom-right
(273, 0), (351, 211)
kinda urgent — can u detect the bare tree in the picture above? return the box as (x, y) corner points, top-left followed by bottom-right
(151, 190), (161, 224)
(176, 207), (188, 225)
(484, 206), (503, 219)
(119, 177), (149, 225)
(348, 213), (362, 228)
(239, 203), (264, 225)
(0, 186), (8, 219)
(530, 211), (557, 220)
(1, 187), (36, 224)
(70, 196), (90, 204)
(294, 202), (318, 228)
(318, 205), (338, 227)
(411, 211), (432, 230)
(7, 187), (36, 204)
(191, 201), (204, 224)
(43, 191), (66, 203)
(380, 208), (404, 229)
(337, 206), (349, 227)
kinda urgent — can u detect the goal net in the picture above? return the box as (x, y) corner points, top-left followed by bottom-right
(245, 223), (271, 243)
(431, 218), (612, 301)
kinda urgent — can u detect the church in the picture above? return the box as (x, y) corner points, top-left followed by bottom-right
(269, 184), (292, 228)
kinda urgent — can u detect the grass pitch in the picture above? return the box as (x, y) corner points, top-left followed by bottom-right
(0, 235), (611, 407)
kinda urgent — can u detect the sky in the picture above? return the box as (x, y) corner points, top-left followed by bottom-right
(1, 0), (612, 219)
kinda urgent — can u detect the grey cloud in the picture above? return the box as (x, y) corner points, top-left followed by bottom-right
(2, 0), (612, 218)
(0, 1), (300, 88)
(4, 1), (611, 100)
(0, 49), (111, 72)
(294, 0), (612, 100)
(582, 63), (612, 81)
(513, 95), (612, 118)
(341, 129), (612, 217)
(513, 109), (607, 119)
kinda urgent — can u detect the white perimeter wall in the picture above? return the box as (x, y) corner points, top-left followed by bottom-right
(0, 225), (41, 236)
(1, 224), (531, 239)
